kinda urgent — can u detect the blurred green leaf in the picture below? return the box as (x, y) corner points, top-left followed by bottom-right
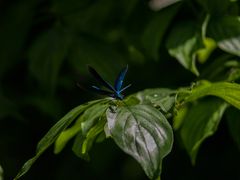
(0, 0), (37, 79)
(196, 37), (217, 64)
(181, 81), (240, 110)
(196, 0), (232, 15)
(141, 4), (179, 60)
(166, 21), (204, 75)
(180, 98), (228, 164)
(54, 100), (109, 154)
(135, 88), (176, 113)
(14, 99), (102, 180)
(149, 0), (181, 11)
(68, 36), (127, 79)
(29, 25), (72, 92)
(208, 16), (240, 57)
(106, 104), (173, 179)
(226, 107), (240, 150)
(0, 164), (3, 180)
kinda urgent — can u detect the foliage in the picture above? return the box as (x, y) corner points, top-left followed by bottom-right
(0, 0), (240, 179)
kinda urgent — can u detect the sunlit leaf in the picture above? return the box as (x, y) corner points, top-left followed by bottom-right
(208, 16), (240, 57)
(181, 81), (240, 110)
(226, 107), (240, 150)
(166, 21), (204, 75)
(14, 99), (102, 180)
(180, 98), (228, 164)
(106, 104), (173, 179)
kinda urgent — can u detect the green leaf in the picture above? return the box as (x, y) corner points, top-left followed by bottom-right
(136, 88), (176, 113)
(173, 105), (188, 130)
(226, 107), (240, 150)
(106, 104), (173, 179)
(0, 164), (3, 180)
(141, 4), (179, 60)
(166, 21), (204, 75)
(208, 16), (240, 57)
(72, 114), (107, 159)
(181, 81), (240, 110)
(29, 25), (72, 92)
(14, 99), (102, 180)
(149, 0), (181, 11)
(54, 101), (109, 154)
(179, 98), (228, 164)
(196, 37), (217, 64)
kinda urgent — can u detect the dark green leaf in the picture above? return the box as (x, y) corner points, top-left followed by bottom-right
(166, 21), (204, 75)
(208, 16), (240, 57)
(68, 36), (127, 79)
(29, 25), (72, 92)
(136, 88), (176, 113)
(106, 104), (173, 179)
(179, 98), (228, 164)
(14, 99), (102, 180)
(226, 107), (240, 150)
(141, 4), (179, 60)
(0, 0), (37, 79)
(196, 0), (235, 15)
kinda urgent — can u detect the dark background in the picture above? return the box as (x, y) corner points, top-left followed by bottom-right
(0, 0), (239, 179)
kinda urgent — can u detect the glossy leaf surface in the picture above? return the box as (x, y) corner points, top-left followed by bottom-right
(106, 104), (173, 179)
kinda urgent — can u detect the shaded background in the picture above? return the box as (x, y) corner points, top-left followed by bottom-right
(0, 0), (239, 179)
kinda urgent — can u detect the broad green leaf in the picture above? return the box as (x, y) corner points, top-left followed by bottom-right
(149, 0), (181, 11)
(29, 25), (72, 92)
(136, 88), (176, 113)
(54, 101), (109, 154)
(166, 21), (204, 75)
(0, 0), (37, 79)
(180, 98), (228, 164)
(14, 99), (102, 180)
(208, 16), (240, 57)
(226, 107), (240, 150)
(106, 104), (173, 179)
(181, 81), (240, 110)
(141, 4), (179, 60)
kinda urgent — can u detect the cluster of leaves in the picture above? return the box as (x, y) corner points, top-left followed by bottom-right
(1, 0), (240, 179)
